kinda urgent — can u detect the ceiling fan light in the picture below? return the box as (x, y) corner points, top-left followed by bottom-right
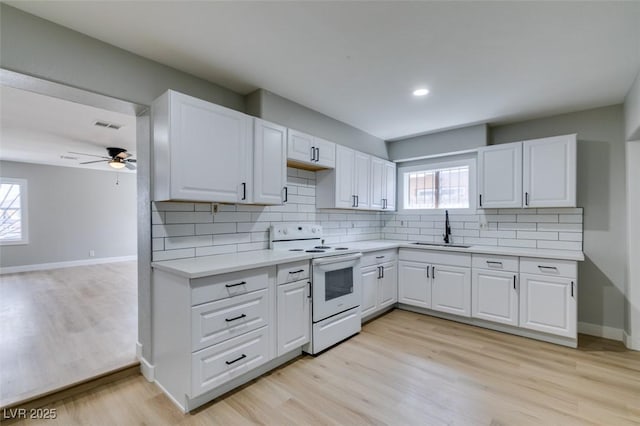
(109, 159), (126, 169)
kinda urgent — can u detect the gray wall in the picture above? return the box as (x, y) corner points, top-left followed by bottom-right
(625, 71), (640, 140)
(246, 89), (388, 159)
(491, 105), (626, 331)
(0, 161), (137, 268)
(0, 4), (243, 111)
(387, 124), (488, 161)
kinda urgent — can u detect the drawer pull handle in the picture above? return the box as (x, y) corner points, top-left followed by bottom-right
(513, 275), (517, 290)
(225, 354), (247, 365)
(376, 256), (385, 259)
(289, 269), (305, 274)
(538, 266), (558, 271)
(225, 281), (247, 288)
(225, 314), (247, 322)
(571, 281), (574, 297)
(486, 261), (503, 266)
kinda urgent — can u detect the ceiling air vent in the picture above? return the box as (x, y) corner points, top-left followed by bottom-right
(93, 120), (122, 130)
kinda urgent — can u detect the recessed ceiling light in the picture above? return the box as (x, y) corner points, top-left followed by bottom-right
(413, 88), (429, 97)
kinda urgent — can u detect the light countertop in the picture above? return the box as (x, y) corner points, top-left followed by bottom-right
(152, 239), (584, 278)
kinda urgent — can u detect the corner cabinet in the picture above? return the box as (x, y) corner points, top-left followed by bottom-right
(477, 134), (577, 209)
(152, 90), (286, 205)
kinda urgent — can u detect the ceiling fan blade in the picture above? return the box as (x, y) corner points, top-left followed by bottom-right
(69, 151), (110, 159)
(125, 163), (137, 170)
(116, 152), (131, 159)
(80, 159), (108, 164)
(126, 158), (137, 163)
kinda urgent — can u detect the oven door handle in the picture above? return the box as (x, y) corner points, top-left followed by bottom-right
(312, 252), (362, 266)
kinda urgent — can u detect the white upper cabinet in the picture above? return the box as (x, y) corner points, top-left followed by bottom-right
(371, 158), (397, 211)
(354, 151), (371, 209)
(152, 90), (252, 203)
(523, 134), (577, 208)
(287, 129), (335, 169)
(478, 134), (577, 209)
(253, 119), (287, 205)
(478, 143), (523, 208)
(334, 144), (356, 208)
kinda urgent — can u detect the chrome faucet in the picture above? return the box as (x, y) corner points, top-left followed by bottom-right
(443, 210), (452, 244)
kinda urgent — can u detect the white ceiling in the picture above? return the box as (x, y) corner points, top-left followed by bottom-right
(5, 1), (640, 141)
(0, 86), (136, 171)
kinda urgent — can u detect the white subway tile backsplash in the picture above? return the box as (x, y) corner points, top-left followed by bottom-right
(151, 176), (584, 261)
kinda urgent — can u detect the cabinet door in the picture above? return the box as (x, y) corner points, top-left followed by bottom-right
(253, 119), (286, 205)
(287, 129), (314, 164)
(335, 145), (356, 208)
(523, 134), (576, 208)
(379, 262), (398, 309)
(354, 151), (371, 209)
(477, 143), (522, 208)
(370, 157), (385, 210)
(168, 91), (251, 202)
(383, 160), (397, 211)
(361, 265), (379, 319)
(472, 269), (518, 326)
(314, 137), (336, 168)
(398, 261), (431, 308)
(431, 264), (471, 317)
(277, 280), (311, 356)
(519, 273), (576, 338)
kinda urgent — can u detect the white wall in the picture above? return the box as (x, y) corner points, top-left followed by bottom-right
(491, 105), (626, 333)
(387, 124), (488, 161)
(625, 141), (640, 349)
(0, 161), (137, 268)
(625, 71), (640, 140)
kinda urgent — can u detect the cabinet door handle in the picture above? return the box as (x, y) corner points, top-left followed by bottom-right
(426, 265), (429, 278)
(571, 281), (574, 297)
(241, 182), (246, 200)
(432, 266), (435, 278)
(225, 313), (247, 322)
(225, 354), (247, 365)
(525, 192), (529, 206)
(225, 281), (246, 288)
(289, 269), (305, 274)
(308, 281), (312, 299)
(382, 198), (387, 209)
(315, 147), (320, 162)
(479, 194), (483, 207)
(355, 195), (359, 207)
(513, 275), (517, 290)
(352, 195), (357, 207)
(381, 265), (384, 278)
(283, 186), (288, 203)
(310, 146), (316, 161)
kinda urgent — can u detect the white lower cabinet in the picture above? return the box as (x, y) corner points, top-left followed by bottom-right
(471, 254), (519, 326)
(431, 264), (471, 317)
(276, 279), (311, 356)
(360, 250), (398, 321)
(519, 273), (576, 338)
(398, 261), (431, 308)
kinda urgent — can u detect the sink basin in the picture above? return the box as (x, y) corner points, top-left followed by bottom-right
(411, 242), (471, 249)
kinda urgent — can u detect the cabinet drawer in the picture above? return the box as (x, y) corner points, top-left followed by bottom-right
(191, 289), (269, 351)
(520, 257), (577, 278)
(472, 254), (518, 272)
(399, 248), (471, 267)
(277, 260), (310, 285)
(191, 268), (270, 306)
(191, 326), (270, 397)
(361, 249), (398, 267)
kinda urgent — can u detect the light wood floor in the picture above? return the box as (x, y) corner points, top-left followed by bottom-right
(6, 309), (640, 425)
(0, 261), (137, 407)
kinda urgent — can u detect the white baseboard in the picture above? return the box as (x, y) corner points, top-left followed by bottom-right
(578, 321), (623, 341)
(0, 255), (137, 274)
(137, 346), (155, 382)
(623, 331), (640, 351)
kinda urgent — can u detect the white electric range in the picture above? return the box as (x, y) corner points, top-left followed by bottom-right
(270, 224), (362, 354)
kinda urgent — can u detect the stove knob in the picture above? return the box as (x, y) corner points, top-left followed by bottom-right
(311, 228), (316, 233)
(282, 229), (288, 235)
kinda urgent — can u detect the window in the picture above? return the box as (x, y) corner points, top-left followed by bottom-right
(0, 178), (28, 245)
(399, 157), (476, 212)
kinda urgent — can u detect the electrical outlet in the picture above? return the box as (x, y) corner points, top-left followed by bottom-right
(89, 250), (95, 257)
(212, 203), (218, 214)
(351, 222), (355, 228)
(400, 220), (404, 227)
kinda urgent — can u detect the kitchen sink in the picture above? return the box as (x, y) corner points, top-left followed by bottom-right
(411, 242), (471, 249)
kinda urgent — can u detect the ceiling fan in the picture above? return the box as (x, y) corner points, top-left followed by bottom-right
(70, 147), (137, 170)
